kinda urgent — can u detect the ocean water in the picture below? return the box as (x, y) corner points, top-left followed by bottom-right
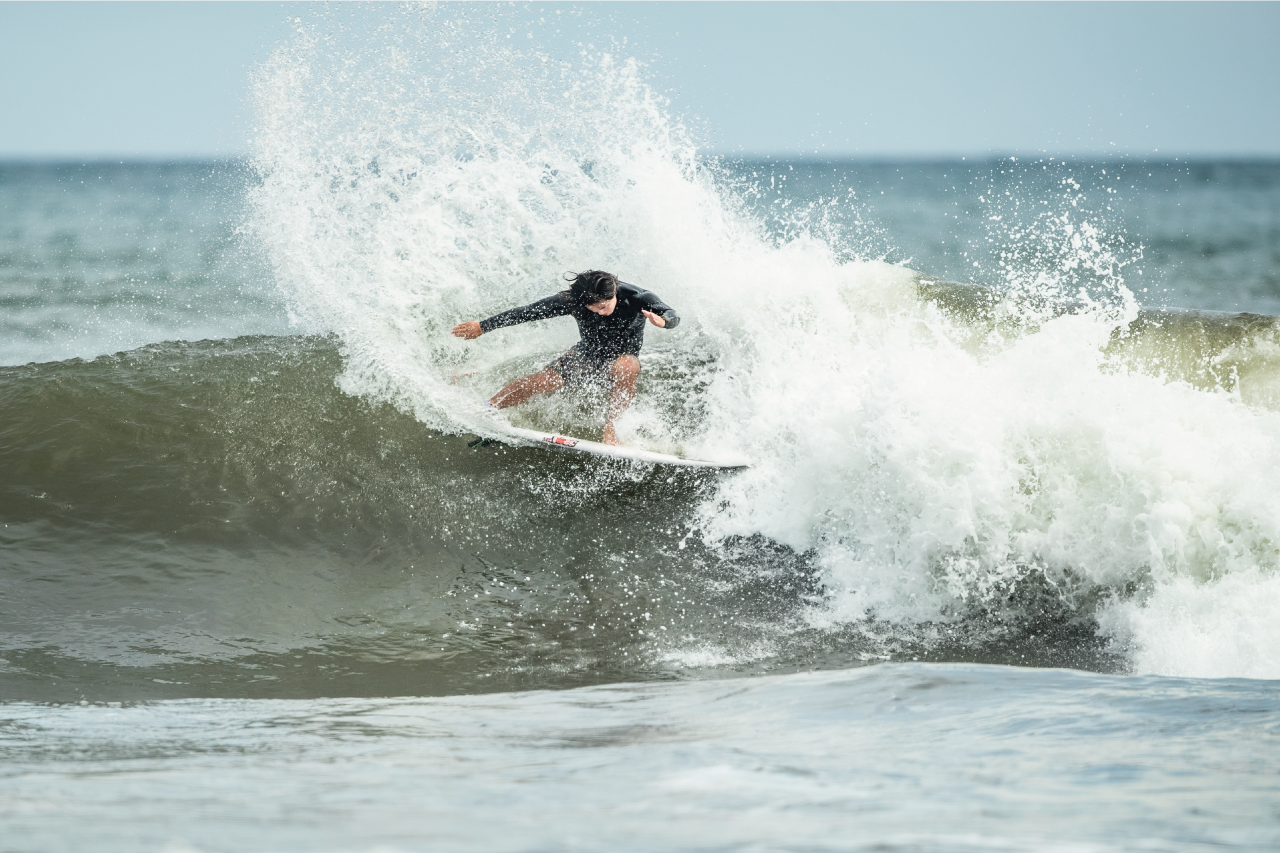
(3, 8), (1280, 852)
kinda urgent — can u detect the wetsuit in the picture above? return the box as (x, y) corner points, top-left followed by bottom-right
(479, 282), (680, 386)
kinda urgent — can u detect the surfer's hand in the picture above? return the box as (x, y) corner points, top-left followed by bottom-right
(451, 321), (482, 340)
(641, 309), (666, 329)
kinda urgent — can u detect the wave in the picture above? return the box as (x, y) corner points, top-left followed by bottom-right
(243, 7), (1280, 682)
(4, 285), (1279, 700)
(4, 6), (1279, 698)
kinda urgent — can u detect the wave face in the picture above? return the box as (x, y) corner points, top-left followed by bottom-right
(0, 336), (844, 700)
(4, 8), (1280, 700)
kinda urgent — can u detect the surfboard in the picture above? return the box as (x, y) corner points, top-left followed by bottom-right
(465, 401), (748, 469)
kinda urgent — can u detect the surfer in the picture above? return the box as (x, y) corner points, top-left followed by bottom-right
(451, 270), (680, 445)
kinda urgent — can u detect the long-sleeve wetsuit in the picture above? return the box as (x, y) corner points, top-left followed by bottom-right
(478, 282), (679, 360)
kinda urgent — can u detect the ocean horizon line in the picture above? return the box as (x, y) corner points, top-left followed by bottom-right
(3, 153), (1280, 168)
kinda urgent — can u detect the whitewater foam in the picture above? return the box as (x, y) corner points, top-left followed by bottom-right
(248, 6), (1280, 679)
(1101, 571), (1280, 679)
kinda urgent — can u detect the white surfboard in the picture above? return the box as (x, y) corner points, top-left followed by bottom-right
(464, 401), (748, 470)
(500, 423), (747, 469)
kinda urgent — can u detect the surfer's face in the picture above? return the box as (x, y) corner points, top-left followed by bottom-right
(585, 296), (617, 316)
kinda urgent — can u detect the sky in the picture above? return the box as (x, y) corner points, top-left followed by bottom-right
(2, 1), (1277, 160)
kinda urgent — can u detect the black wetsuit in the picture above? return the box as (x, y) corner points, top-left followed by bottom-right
(479, 282), (679, 384)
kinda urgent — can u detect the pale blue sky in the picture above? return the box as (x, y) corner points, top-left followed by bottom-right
(2, 1), (1277, 159)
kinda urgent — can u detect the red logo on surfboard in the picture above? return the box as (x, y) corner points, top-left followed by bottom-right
(544, 436), (578, 447)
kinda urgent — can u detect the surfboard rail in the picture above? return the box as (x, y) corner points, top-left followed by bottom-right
(498, 424), (748, 469)
(457, 392), (748, 469)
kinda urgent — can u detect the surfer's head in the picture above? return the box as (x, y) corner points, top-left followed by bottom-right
(564, 270), (618, 313)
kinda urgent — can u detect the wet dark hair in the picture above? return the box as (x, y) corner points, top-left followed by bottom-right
(562, 270), (618, 307)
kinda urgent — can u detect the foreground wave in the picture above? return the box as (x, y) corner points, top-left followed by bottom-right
(2, 664), (1277, 852)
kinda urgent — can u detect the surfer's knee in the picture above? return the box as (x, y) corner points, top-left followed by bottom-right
(611, 355), (640, 381)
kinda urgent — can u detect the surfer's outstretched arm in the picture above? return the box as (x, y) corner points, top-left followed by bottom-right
(482, 295), (572, 333)
(452, 294), (572, 341)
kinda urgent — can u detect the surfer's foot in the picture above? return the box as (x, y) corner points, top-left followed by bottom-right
(602, 423), (619, 446)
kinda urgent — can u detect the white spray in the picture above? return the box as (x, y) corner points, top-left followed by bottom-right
(249, 8), (1280, 679)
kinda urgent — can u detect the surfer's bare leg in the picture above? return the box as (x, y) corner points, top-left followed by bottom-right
(489, 370), (564, 409)
(602, 355), (640, 446)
